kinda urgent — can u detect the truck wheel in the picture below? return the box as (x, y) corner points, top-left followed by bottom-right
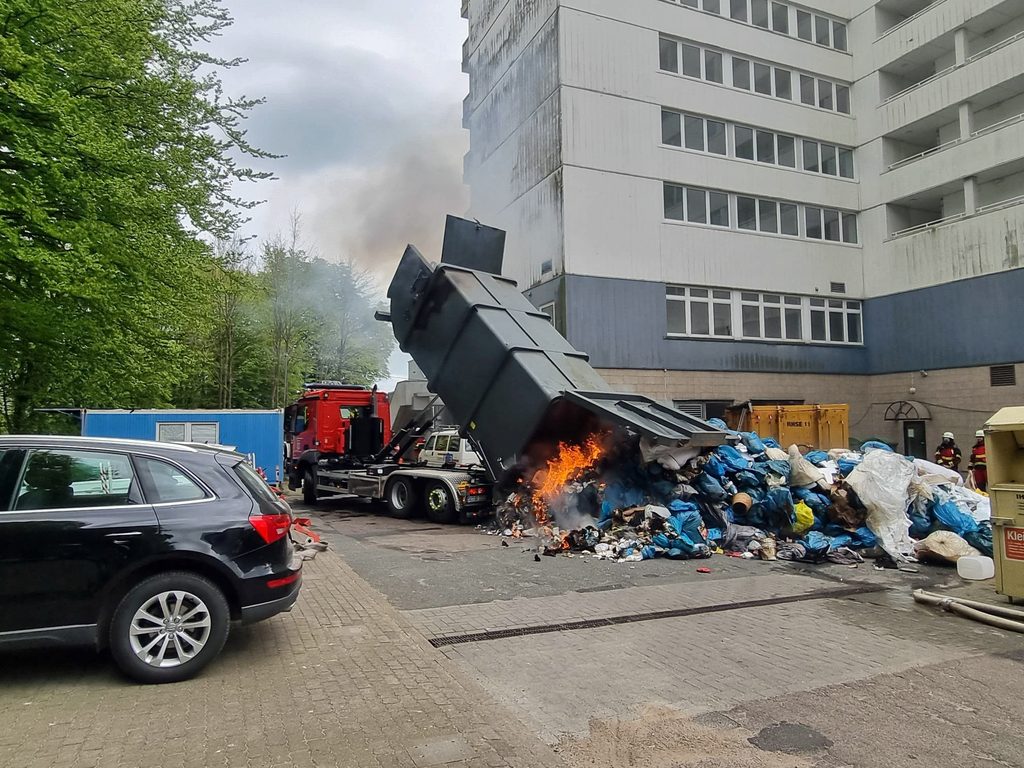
(302, 467), (317, 506)
(424, 481), (457, 524)
(385, 476), (418, 518)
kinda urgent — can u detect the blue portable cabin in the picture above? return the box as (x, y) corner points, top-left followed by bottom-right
(81, 409), (284, 482)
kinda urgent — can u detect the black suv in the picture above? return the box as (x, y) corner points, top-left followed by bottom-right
(0, 436), (301, 683)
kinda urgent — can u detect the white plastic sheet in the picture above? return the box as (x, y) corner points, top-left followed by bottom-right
(787, 445), (825, 487)
(846, 450), (917, 562)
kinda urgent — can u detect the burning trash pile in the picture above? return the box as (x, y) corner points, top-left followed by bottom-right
(490, 420), (994, 568)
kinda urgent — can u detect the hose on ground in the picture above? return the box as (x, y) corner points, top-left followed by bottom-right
(913, 589), (1024, 634)
(913, 589), (1024, 621)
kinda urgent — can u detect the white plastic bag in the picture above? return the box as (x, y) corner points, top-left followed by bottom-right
(787, 445), (825, 487)
(913, 531), (980, 564)
(913, 458), (963, 486)
(846, 450), (917, 563)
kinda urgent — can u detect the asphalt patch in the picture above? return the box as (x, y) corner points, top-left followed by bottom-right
(748, 722), (833, 755)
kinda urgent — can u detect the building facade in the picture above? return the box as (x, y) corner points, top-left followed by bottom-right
(461, 0), (1024, 453)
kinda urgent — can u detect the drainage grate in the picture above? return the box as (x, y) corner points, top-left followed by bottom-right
(428, 583), (884, 647)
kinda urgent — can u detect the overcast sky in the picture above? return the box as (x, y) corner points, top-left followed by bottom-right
(212, 1), (469, 386)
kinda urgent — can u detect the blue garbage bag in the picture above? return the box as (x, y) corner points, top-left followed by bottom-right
(965, 522), (993, 557)
(704, 455), (726, 480)
(828, 533), (853, 549)
(837, 457), (861, 476)
(716, 444), (751, 472)
(908, 509), (932, 539)
(930, 493), (980, 537)
(733, 470), (763, 491)
(707, 418), (738, 435)
(705, 527), (724, 543)
(801, 530), (831, 558)
(693, 472), (728, 502)
(804, 450), (829, 466)
(860, 440), (893, 453)
(740, 431), (767, 455)
(668, 502), (707, 544)
(851, 526), (878, 548)
(760, 487), (796, 532)
(753, 459), (791, 481)
(762, 437), (781, 449)
(641, 545), (658, 560)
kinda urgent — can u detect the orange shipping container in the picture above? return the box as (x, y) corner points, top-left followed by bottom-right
(746, 404), (849, 451)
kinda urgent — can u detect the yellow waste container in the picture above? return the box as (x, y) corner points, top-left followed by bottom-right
(985, 406), (1024, 602)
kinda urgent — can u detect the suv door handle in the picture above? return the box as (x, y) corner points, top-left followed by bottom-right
(107, 531), (143, 543)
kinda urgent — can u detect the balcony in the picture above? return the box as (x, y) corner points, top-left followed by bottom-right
(881, 110), (1024, 200)
(873, 0), (1019, 72)
(877, 31), (1024, 134)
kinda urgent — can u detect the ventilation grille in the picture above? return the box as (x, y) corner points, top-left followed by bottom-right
(830, 282), (847, 294)
(990, 365), (1017, 387)
(674, 401), (706, 419)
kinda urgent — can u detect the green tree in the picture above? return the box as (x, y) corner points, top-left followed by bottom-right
(0, 0), (271, 431)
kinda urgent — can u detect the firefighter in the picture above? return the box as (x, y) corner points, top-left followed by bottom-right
(934, 432), (962, 472)
(968, 430), (987, 491)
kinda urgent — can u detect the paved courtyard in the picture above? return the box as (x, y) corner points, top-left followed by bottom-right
(2, 497), (1022, 768)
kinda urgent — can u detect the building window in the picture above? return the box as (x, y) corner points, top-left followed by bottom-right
(662, 110), (682, 146)
(668, 0), (849, 52)
(664, 184), (731, 227)
(771, 2), (789, 33)
(668, 287), (862, 345)
(832, 22), (848, 51)
(990, 365), (1017, 387)
(750, 0), (769, 28)
(797, 9), (812, 40)
(660, 37), (679, 72)
(666, 112), (727, 155)
(815, 14), (831, 46)
(667, 286), (734, 338)
(799, 74), (815, 106)
(666, 183), (856, 243)
(804, 206), (858, 243)
(663, 109), (855, 180)
(735, 125), (754, 159)
(659, 37), (850, 112)
(157, 422), (220, 444)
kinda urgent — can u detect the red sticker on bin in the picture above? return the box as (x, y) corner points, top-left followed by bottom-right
(1005, 527), (1024, 561)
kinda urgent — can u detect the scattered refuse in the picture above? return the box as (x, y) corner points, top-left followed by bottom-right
(481, 421), (995, 571)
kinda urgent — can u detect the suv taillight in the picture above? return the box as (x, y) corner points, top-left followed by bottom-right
(250, 513), (291, 544)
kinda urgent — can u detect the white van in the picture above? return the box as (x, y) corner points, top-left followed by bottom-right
(419, 429), (483, 468)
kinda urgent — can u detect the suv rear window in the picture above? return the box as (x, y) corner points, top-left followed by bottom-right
(135, 456), (208, 503)
(233, 461), (279, 505)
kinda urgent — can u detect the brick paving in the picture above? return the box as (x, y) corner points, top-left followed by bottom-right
(0, 551), (564, 768)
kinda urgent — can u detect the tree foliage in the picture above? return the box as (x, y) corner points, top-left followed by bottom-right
(0, 0), (393, 430)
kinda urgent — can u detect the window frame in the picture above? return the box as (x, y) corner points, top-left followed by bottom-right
(667, 287), (863, 345)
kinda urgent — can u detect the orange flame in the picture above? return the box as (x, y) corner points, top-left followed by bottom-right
(530, 434), (607, 524)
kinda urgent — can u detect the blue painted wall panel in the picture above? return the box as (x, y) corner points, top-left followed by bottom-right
(865, 268), (1024, 373)
(561, 275), (869, 374)
(81, 411), (284, 479)
(534, 270), (1024, 376)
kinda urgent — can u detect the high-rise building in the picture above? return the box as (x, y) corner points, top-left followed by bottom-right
(461, 0), (1024, 453)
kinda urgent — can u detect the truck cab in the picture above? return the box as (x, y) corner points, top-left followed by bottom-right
(284, 384), (392, 496)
